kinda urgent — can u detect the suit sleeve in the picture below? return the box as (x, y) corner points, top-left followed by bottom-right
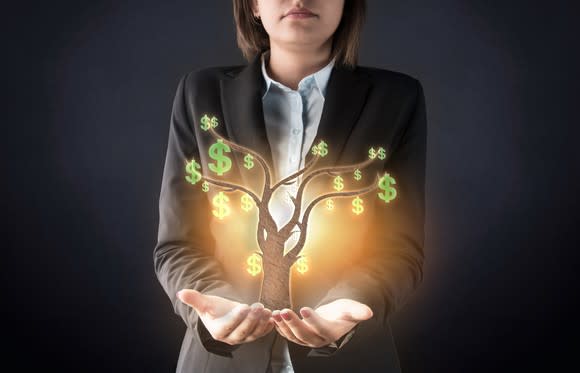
(309, 78), (427, 357)
(153, 72), (245, 358)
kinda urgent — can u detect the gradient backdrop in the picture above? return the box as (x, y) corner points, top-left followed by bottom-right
(3, 0), (579, 371)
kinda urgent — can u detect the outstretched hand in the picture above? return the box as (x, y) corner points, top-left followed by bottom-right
(271, 298), (373, 348)
(177, 289), (275, 345)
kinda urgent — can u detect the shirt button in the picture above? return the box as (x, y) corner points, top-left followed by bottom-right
(292, 128), (301, 135)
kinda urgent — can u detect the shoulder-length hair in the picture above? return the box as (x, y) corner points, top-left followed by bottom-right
(232, 0), (366, 70)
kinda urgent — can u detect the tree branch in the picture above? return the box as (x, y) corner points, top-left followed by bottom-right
(202, 176), (261, 206)
(206, 126), (274, 191)
(284, 172), (382, 262)
(272, 153), (321, 190)
(302, 172), (381, 225)
(278, 156), (377, 237)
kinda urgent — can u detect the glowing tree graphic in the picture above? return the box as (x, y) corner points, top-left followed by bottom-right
(185, 115), (397, 311)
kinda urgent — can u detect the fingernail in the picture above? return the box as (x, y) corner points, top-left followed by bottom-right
(281, 311), (291, 320)
(300, 308), (311, 318)
(273, 313), (283, 322)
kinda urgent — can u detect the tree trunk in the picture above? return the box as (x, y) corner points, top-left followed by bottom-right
(258, 257), (293, 310)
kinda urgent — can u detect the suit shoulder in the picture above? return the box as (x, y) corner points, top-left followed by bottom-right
(180, 64), (245, 86)
(356, 65), (423, 96)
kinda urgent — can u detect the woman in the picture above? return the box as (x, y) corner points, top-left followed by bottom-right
(154, 1), (427, 372)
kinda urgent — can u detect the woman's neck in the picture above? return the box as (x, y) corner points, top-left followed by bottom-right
(265, 43), (333, 90)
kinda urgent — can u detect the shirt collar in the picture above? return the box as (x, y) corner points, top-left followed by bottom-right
(260, 49), (335, 99)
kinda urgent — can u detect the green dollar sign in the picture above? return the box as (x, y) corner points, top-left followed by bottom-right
(201, 181), (209, 192)
(377, 147), (386, 160)
(200, 114), (211, 131)
(210, 116), (219, 128)
(185, 159), (202, 184)
(208, 139), (232, 176)
(244, 153), (254, 169)
(333, 175), (344, 191)
(378, 172), (397, 203)
(354, 169), (362, 181)
(368, 147), (376, 159)
(352, 196), (364, 215)
(317, 140), (328, 157)
(311, 144), (318, 156)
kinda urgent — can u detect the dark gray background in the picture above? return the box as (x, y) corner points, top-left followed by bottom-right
(3, 0), (578, 371)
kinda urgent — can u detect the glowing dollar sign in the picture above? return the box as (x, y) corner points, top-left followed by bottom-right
(378, 172), (397, 203)
(326, 199), (334, 210)
(210, 116), (219, 128)
(244, 153), (254, 169)
(208, 139), (232, 176)
(246, 253), (262, 276)
(185, 159), (202, 184)
(200, 114), (211, 131)
(354, 169), (362, 181)
(368, 147), (377, 159)
(311, 144), (318, 156)
(296, 256), (308, 274)
(377, 147), (386, 160)
(333, 175), (344, 191)
(201, 181), (209, 192)
(212, 191), (230, 219)
(352, 196), (364, 215)
(317, 141), (328, 157)
(241, 194), (253, 212)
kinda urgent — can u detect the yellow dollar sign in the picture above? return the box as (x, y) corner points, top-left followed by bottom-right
(333, 175), (344, 191)
(296, 256), (308, 274)
(212, 191), (230, 219)
(352, 196), (364, 215)
(246, 253), (262, 276)
(326, 199), (334, 210)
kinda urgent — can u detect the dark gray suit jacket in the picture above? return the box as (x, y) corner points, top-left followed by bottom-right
(154, 50), (427, 373)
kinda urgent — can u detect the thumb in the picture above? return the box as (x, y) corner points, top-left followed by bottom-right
(177, 289), (213, 315)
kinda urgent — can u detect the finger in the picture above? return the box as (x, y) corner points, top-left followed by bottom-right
(212, 303), (251, 341)
(280, 308), (327, 346)
(248, 308), (274, 338)
(225, 302), (265, 342)
(242, 308), (274, 342)
(272, 310), (308, 345)
(299, 306), (334, 337)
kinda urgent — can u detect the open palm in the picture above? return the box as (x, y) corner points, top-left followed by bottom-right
(271, 298), (373, 348)
(177, 289), (275, 345)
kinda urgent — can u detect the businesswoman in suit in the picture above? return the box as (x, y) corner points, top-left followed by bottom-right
(154, 0), (427, 372)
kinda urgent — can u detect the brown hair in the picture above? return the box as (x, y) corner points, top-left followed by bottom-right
(232, 0), (366, 70)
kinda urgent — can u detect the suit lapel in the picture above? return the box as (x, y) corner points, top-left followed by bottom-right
(220, 52), (272, 189)
(220, 50), (372, 189)
(314, 62), (372, 167)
